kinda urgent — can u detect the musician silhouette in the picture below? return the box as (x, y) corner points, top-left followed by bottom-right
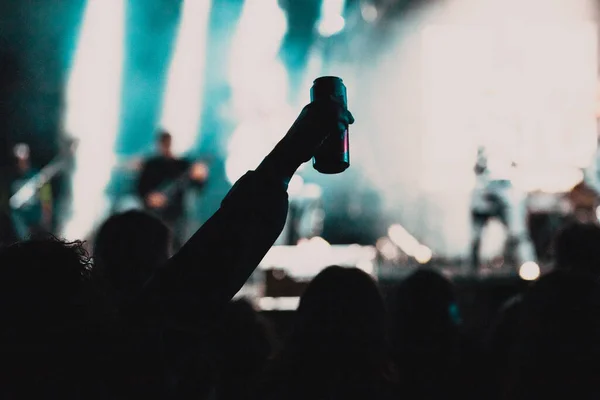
(10, 143), (53, 237)
(137, 131), (208, 249)
(470, 146), (537, 272)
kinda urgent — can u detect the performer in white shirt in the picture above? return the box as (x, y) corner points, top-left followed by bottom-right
(470, 146), (537, 272)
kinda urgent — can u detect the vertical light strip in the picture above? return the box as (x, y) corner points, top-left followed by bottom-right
(228, 0), (288, 118)
(225, 0), (290, 183)
(318, 0), (346, 37)
(62, 0), (125, 240)
(160, 0), (213, 155)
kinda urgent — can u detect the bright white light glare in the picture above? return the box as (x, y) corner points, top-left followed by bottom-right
(361, 3), (377, 22)
(226, 0), (293, 185)
(376, 237), (399, 261)
(318, 0), (346, 37)
(596, 206), (600, 222)
(10, 183), (36, 210)
(318, 15), (345, 37)
(356, 259), (375, 275)
(303, 183), (323, 199)
(288, 175), (305, 195)
(161, 0), (212, 155)
(225, 113), (294, 184)
(378, 8), (597, 257)
(228, 0), (288, 119)
(225, 120), (272, 184)
(388, 224), (421, 257)
(259, 296), (300, 311)
(292, 236), (331, 270)
(62, 0), (125, 240)
(14, 144), (29, 159)
(308, 236), (331, 249)
(516, 165), (584, 193)
(415, 245), (433, 264)
(422, 23), (597, 193)
(479, 219), (508, 261)
(259, 245), (377, 279)
(519, 261), (541, 281)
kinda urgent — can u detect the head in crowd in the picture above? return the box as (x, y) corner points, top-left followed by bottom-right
(389, 269), (462, 399)
(258, 266), (393, 400)
(553, 221), (600, 276)
(293, 266), (387, 355)
(94, 210), (170, 295)
(489, 220), (600, 385)
(503, 271), (600, 399)
(0, 235), (92, 332)
(157, 130), (173, 158)
(0, 236), (111, 397)
(390, 268), (459, 346)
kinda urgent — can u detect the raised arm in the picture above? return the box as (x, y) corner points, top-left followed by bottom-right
(150, 98), (354, 328)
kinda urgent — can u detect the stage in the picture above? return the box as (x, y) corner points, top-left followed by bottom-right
(233, 243), (546, 339)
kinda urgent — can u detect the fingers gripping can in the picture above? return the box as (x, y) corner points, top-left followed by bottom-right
(310, 76), (349, 174)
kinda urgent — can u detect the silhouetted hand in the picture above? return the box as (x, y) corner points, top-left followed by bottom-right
(256, 97), (354, 184)
(147, 192), (167, 209)
(284, 97), (354, 164)
(189, 162), (209, 183)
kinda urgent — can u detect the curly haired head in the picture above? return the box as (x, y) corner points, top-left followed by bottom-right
(0, 236), (92, 329)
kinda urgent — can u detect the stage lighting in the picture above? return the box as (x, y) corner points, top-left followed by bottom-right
(415, 245), (433, 264)
(388, 224), (420, 256)
(361, 3), (378, 22)
(161, 0), (213, 155)
(519, 261), (540, 281)
(62, 0), (125, 240)
(284, 175), (303, 196)
(318, 0), (346, 37)
(259, 297), (300, 311)
(356, 259), (375, 275)
(228, 0), (288, 118)
(376, 237), (399, 261)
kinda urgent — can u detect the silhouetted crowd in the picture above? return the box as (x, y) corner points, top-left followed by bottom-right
(3, 101), (600, 399)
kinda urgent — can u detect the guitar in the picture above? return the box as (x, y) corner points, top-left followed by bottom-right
(9, 139), (78, 210)
(144, 160), (209, 211)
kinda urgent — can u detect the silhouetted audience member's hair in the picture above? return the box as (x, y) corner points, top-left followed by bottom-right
(485, 293), (524, 400)
(94, 210), (170, 294)
(208, 298), (277, 400)
(389, 269), (463, 400)
(390, 269), (458, 345)
(488, 220), (600, 396)
(256, 266), (395, 400)
(0, 236), (91, 330)
(93, 211), (184, 399)
(503, 271), (600, 399)
(0, 236), (109, 397)
(553, 221), (600, 275)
